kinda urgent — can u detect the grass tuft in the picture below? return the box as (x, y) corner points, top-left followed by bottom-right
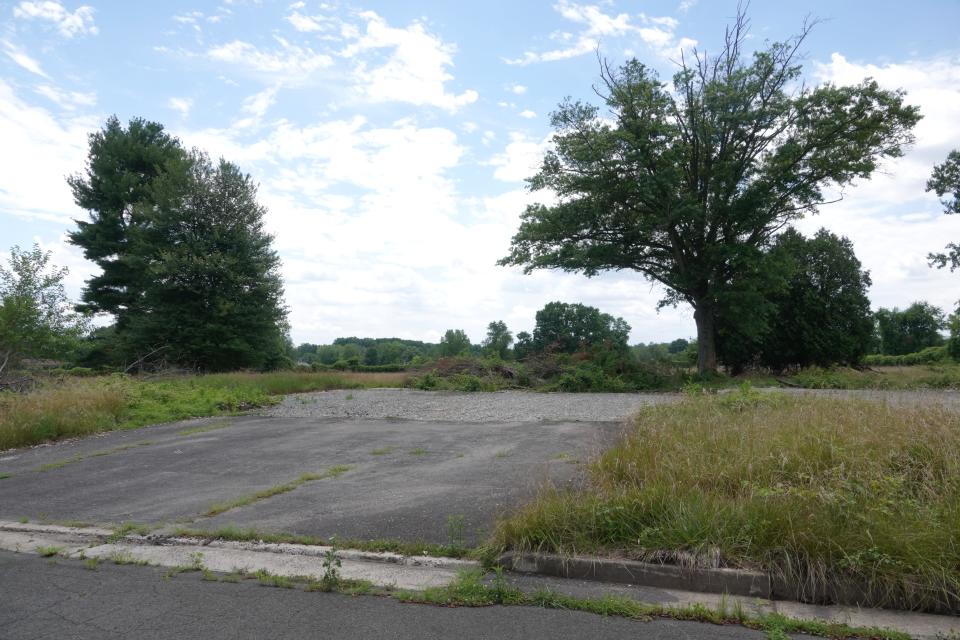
(203, 466), (353, 517)
(490, 389), (960, 612)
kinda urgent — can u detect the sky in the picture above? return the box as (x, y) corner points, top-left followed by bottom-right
(1, 0), (959, 346)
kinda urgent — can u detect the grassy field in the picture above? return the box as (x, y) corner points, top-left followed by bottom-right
(783, 364), (960, 389)
(0, 371), (407, 450)
(488, 387), (960, 612)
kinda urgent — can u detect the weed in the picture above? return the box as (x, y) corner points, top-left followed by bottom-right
(319, 544), (342, 591)
(0, 473), (10, 480)
(83, 557), (100, 570)
(18, 516), (27, 523)
(409, 448), (427, 456)
(203, 466), (352, 517)
(35, 546), (64, 558)
(108, 522), (151, 543)
(253, 568), (295, 589)
(494, 450), (511, 459)
(163, 552), (206, 579)
(446, 515), (465, 550)
(370, 447), (393, 456)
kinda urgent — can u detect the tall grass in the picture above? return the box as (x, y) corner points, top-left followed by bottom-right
(0, 371), (407, 450)
(490, 388), (960, 612)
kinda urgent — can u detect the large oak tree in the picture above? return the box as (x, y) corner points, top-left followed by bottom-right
(499, 14), (920, 373)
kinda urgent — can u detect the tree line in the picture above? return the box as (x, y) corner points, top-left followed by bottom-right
(2, 8), (959, 380)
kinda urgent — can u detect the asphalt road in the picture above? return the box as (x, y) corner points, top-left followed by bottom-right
(0, 551), (772, 640)
(0, 410), (622, 543)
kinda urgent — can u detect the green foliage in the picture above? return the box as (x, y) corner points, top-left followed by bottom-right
(864, 345), (950, 367)
(481, 321), (513, 359)
(0, 371), (405, 450)
(949, 311), (960, 360)
(492, 394), (960, 612)
(529, 301), (630, 355)
(719, 228), (874, 371)
(68, 118), (288, 371)
(68, 116), (187, 322)
(927, 149), (960, 270)
(499, 13), (920, 373)
(875, 301), (946, 355)
(438, 329), (472, 357)
(0, 244), (89, 375)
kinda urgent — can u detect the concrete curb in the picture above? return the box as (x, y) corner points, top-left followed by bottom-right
(0, 522), (476, 571)
(499, 551), (771, 599)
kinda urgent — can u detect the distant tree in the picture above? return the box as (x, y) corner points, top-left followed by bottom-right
(927, 149), (960, 271)
(68, 116), (189, 326)
(498, 11), (920, 374)
(758, 228), (874, 369)
(0, 244), (88, 375)
(439, 329), (471, 357)
(875, 302), (946, 356)
(316, 345), (340, 365)
(530, 302), (630, 354)
(667, 338), (689, 354)
(948, 309), (960, 361)
(482, 321), (513, 359)
(513, 331), (533, 360)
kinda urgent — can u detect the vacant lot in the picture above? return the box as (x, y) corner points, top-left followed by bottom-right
(0, 390), (671, 545)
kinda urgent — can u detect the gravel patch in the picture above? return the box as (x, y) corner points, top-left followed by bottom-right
(265, 388), (679, 423)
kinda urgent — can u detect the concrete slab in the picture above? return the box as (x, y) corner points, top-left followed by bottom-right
(0, 413), (620, 543)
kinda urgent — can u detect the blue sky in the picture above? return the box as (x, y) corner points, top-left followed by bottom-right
(2, 0), (959, 345)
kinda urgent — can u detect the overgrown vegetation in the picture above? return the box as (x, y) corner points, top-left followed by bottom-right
(0, 371), (406, 450)
(489, 388), (960, 612)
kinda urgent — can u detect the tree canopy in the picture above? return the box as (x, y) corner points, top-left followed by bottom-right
(875, 302), (945, 356)
(499, 12), (921, 373)
(68, 117), (289, 371)
(758, 228), (873, 370)
(0, 244), (87, 376)
(530, 301), (630, 355)
(927, 149), (960, 271)
(482, 321), (513, 359)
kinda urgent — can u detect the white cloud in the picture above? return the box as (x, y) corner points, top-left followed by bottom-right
(509, 83), (527, 95)
(167, 97), (193, 117)
(792, 53), (960, 314)
(13, 1), (97, 38)
(34, 84), (96, 109)
(506, 0), (694, 65)
(0, 78), (91, 224)
(518, 109), (537, 119)
(208, 38), (333, 80)
(342, 11), (478, 112)
(2, 40), (49, 78)
(488, 132), (551, 182)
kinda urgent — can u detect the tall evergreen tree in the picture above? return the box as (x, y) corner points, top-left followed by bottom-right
(68, 116), (189, 325)
(68, 117), (289, 371)
(128, 153), (289, 371)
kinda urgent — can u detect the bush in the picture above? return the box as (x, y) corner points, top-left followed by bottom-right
(863, 345), (950, 367)
(553, 363), (627, 392)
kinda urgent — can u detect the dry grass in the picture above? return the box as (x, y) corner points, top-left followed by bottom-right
(0, 371), (408, 451)
(490, 387), (960, 612)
